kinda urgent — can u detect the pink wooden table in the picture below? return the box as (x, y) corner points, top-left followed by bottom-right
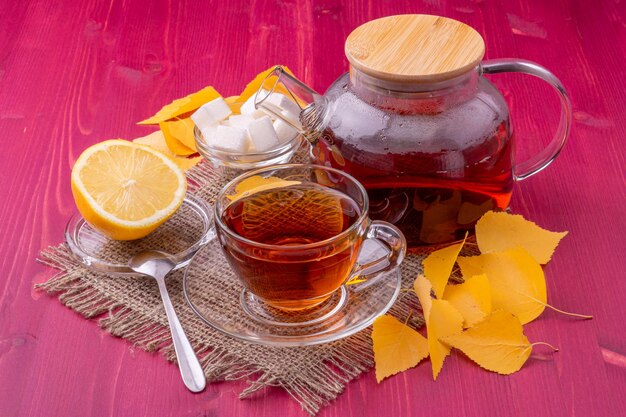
(1, 1), (624, 416)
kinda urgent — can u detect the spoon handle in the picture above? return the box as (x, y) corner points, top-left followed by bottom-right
(155, 277), (207, 393)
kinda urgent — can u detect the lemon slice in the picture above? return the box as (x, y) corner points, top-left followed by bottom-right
(71, 139), (187, 240)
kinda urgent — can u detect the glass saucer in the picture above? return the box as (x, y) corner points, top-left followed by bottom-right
(183, 238), (402, 347)
(65, 193), (215, 275)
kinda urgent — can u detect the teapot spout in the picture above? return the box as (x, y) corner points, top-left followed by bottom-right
(254, 66), (326, 145)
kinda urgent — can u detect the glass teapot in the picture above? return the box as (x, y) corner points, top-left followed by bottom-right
(254, 14), (572, 247)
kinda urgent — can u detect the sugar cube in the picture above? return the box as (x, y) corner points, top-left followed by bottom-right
(201, 125), (217, 143)
(240, 90), (269, 116)
(223, 114), (255, 129)
(273, 119), (298, 144)
(191, 97), (232, 130)
(207, 125), (249, 153)
(249, 109), (271, 119)
(246, 116), (280, 152)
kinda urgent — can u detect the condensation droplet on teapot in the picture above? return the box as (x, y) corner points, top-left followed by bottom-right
(329, 115), (342, 129)
(330, 92), (388, 145)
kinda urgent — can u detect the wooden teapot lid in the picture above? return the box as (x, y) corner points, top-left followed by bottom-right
(345, 15), (485, 84)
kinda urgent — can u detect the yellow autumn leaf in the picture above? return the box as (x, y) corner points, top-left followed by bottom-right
(415, 275), (465, 379)
(226, 175), (301, 202)
(422, 234), (466, 299)
(476, 211), (568, 264)
(413, 274), (433, 322)
(457, 247), (546, 325)
(133, 130), (172, 154)
(372, 315), (429, 383)
(132, 130), (201, 171)
(345, 277), (367, 286)
(428, 299), (464, 380)
(457, 199), (495, 225)
(444, 274), (492, 328)
(419, 191), (462, 244)
(138, 86), (222, 125)
(440, 310), (543, 375)
(174, 155), (202, 171)
(159, 117), (198, 155)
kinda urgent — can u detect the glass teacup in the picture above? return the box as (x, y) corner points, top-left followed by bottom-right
(214, 164), (406, 312)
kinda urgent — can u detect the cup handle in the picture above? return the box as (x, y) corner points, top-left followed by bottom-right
(481, 59), (573, 181)
(347, 221), (407, 289)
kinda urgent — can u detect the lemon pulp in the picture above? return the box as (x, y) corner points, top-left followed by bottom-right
(71, 139), (187, 240)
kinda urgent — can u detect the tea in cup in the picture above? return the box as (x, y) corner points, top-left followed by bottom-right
(214, 164), (406, 311)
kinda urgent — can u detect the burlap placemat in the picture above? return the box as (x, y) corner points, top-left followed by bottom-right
(37, 155), (471, 415)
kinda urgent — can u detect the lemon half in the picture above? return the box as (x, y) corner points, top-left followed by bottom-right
(71, 139), (187, 240)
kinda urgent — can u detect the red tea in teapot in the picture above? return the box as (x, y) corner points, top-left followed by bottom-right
(310, 88), (514, 247)
(313, 131), (513, 245)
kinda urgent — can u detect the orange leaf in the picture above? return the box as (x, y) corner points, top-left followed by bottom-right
(226, 175), (301, 202)
(440, 310), (542, 375)
(174, 155), (202, 171)
(457, 247), (546, 325)
(159, 117), (198, 155)
(422, 235), (466, 299)
(372, 315), (429, 383)
(476, 211), (568, 264)
(138, 86), (222, 125)
(444, 274), (492, 328)
(428, 299), (464, 380)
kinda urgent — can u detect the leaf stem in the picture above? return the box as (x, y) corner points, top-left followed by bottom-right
(403, 310), (413, 326)
(531, 342), (560, 352)
(523, 293), (593, 320)
(543, 303), (593, 319)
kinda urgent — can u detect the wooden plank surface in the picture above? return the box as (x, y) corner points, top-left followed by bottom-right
(1, 0), (624, 416)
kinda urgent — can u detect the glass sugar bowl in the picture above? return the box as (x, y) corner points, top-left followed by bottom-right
(194, 125), (302, 171)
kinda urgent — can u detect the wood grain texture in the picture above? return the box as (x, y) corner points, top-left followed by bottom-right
(0, 0), (624, 416)
(345, 14), (485, 83)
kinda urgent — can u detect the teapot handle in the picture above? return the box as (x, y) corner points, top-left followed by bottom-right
(481, 59), (572, 181)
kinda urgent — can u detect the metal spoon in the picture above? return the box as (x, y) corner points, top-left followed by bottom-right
(128, 250), (206, 393)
